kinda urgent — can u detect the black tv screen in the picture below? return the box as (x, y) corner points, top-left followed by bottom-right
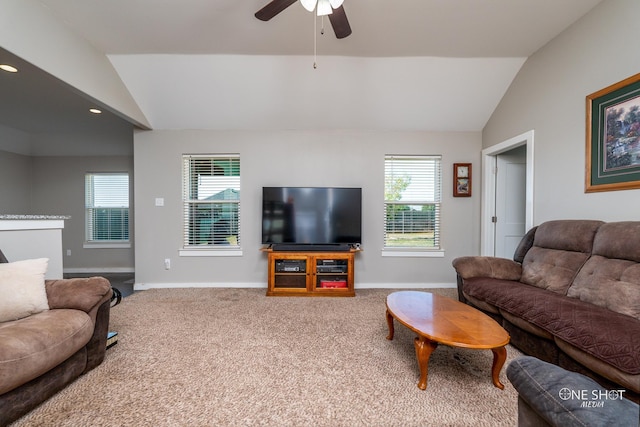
(262, 187), (362, 246)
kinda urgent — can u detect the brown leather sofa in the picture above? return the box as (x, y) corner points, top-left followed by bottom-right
(0, 275), (112, 425)
(452, 220), (640, 403)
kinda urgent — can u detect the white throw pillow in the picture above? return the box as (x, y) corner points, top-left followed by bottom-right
(0, 258), (50, 322)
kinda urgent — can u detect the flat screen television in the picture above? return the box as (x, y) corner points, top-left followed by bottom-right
(262, 187), (362, 249)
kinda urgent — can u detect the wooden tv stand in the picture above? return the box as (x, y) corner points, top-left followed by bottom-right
(263, 248), (358, 297)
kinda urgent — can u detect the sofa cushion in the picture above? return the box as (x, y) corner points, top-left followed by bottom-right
(463, 292), (500, 314)
(530, 220), (603, 253)
(0, 258), (49, 322)
(0, 309), (93, 395)
(500, 310), (554, 340)
(566, 221), (640, 320)
(592, 221), (640, 263)
(463, 278), (640, 375)
(555, 338), (640, 394)
(521, 248), (590, 294)
(520, 220), (602, 294)
(568, 255), (640, 320)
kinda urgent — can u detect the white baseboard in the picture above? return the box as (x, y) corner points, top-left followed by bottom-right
(64, 267), (135, 274)
(134, 282), (456, 291)
(357, 282), (456, 289)
(134, 282), (261, 291)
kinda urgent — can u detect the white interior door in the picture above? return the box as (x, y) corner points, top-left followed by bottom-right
(494, 146), (527, 258)
(481, 130), (534, 256)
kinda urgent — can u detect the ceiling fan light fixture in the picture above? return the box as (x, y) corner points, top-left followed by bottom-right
(316, 0), (333, 16)
(329, 0), (344, 8)
(300, 0), (316, 13)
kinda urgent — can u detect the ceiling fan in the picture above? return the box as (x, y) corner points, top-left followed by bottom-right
(255, 0), (352, 39)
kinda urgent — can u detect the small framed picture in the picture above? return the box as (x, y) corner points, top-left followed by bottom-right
(453, 163), (472, 197)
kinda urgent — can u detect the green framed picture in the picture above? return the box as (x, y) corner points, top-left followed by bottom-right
(586, 73), (640, 192)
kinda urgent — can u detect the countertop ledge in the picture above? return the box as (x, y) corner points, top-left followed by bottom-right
(0, 215), (70, 220)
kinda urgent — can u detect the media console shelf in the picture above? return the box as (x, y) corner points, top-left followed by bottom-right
(263, 248), (359, 297)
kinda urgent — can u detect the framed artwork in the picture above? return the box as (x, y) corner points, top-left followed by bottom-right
(586, 73), (640, 192)
(453, 163), (472, 197)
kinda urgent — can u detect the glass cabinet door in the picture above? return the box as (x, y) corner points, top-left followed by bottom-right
(271, 255), (308, 290)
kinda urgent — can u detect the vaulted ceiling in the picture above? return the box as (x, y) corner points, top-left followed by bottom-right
(37, 0), (601, 57)
(0, 0), (604, 140)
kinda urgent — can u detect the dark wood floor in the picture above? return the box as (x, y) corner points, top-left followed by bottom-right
(64, 272), (135, 298)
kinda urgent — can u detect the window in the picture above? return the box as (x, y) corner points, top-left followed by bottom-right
(85, 173), (129, 243)
(182, 154), (240, 249)
(384, 155), (442, 249)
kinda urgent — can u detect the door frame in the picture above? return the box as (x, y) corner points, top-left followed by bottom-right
(481, 130), (535, 256)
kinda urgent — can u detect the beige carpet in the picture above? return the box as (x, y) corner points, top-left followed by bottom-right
(11, 288), (523, 427)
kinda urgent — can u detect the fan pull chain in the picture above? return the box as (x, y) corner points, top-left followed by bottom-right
(313, 16), (326, 69)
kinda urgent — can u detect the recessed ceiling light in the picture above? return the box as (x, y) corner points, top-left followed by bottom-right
(0, 64), (18, 73)
(89, 108), (102, 114)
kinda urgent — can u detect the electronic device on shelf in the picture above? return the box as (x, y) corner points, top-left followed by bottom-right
(275, 259), (306, 273)
(316, 259), (348, 273)
(319, 280), (347, 288)
(316, 265), (348, 273)
(271, 243), (352, 252)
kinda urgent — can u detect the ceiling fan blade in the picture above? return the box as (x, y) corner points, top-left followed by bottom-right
(328, 5), (352, 39)
(255, 0), (298, 21)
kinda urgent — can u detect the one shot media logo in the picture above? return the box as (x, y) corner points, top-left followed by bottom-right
(558, 388), (627, 408)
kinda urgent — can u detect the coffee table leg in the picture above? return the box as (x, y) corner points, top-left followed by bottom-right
(414, 337), (438, 390)
(385, 309), (395, 340)
(491, 346), (507, 390)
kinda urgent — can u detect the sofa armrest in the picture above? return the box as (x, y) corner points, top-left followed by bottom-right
(507, 356), (639, 427)
(452, 256), (522, 280)
(45, 277), (113, 313)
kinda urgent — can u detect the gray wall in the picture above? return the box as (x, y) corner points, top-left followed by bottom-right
(483, 0), (640, 223)
(31, 155), (135, 271)
(0, 150), (32, 214)
(134, 129), (481, 288)
(0, 151), (134, 271)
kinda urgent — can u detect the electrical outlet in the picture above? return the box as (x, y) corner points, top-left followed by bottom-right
(66, 249), (71, 256)
(164, 258), (171, 270)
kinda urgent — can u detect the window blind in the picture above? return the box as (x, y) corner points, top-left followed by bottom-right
(182, 154), (241, 248)
(85, 173), (129, 242)
(384, 155), (442, 249)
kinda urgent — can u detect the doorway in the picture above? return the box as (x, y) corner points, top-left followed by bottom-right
(481, 130), (534, 257)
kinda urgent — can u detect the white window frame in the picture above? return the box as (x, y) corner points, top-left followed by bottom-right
(84, 172), (130, 248)
(179, 154), (242, 257)
(382, 155), (444, 257)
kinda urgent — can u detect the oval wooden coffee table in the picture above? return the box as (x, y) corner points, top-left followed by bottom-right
(385, 290), (510, 390)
